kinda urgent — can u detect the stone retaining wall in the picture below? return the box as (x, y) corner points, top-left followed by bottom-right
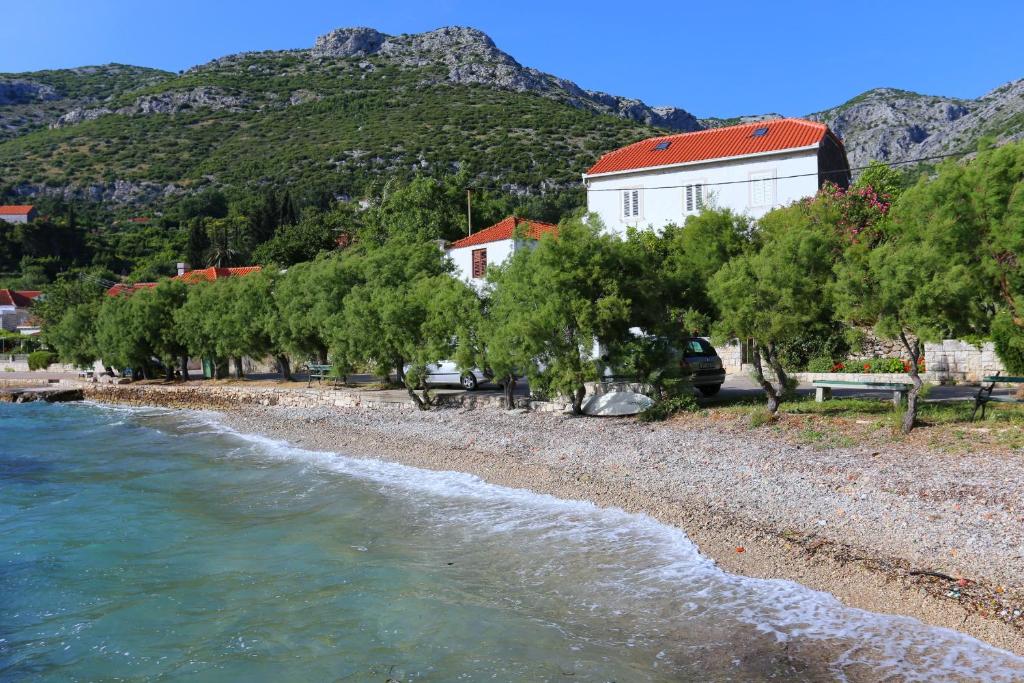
(924, 340), (1004, 383)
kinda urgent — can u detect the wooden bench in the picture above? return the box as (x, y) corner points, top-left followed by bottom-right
(812, 379), (912, 408)
(972, 373), (1024, 420)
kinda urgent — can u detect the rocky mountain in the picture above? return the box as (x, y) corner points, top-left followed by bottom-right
(0, 26), (1021, 206)
(809, 81), (1024, 168)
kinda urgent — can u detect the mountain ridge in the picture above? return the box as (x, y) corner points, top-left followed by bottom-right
(0, 26), (1021, 206)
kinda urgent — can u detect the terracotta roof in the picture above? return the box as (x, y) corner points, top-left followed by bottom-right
(0, 289), (42, 307)
(173, 266), (262, 283)
(585, 118), (834, 176)
(105, 283), (158, 297)
(449, 216), (558, 249)
(0, 205), (35, 215)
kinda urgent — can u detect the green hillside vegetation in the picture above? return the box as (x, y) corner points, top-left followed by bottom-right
(0, 64), (171, 142)
(0, 51), (662, 202)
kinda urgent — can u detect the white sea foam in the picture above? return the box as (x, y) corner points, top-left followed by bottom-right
(98, 404), (1024, 681)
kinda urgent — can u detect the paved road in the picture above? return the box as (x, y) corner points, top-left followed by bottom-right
(5, 369), (1000, 405)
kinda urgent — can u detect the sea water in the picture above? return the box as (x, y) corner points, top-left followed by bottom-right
(1, 402), (1022, 682)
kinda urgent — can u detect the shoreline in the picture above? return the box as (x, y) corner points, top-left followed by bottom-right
(80, 382), (1024, 657)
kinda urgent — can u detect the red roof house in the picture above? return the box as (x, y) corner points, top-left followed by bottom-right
(583, 118), (850, 233)
(0, 205), (38, 224)
(0, 289), (43, 332)
(445, 216), (558, 284)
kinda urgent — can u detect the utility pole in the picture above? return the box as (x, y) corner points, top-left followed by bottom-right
(466, 189), (473, 235)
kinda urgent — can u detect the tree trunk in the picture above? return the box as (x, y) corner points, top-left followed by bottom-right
(765, 342), (790, 402)
(164, 363), (174, 382)
(899, 331), (923, 434)
(396, 361), (429, 411)
(275, 354), (292, 381)
(571, 384), (586, 415)
(179, 355), (190, 382)
(750, 340), (781, 413)
(232, 357), (244, 379)
(502, 375), (517, 409)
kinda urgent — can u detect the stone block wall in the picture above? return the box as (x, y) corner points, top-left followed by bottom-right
(924, 340), (1004, 383)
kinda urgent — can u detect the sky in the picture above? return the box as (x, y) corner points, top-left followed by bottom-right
(4, 0), (1023, 117)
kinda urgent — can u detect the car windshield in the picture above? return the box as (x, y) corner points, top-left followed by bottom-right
(681, 338), (715, 357)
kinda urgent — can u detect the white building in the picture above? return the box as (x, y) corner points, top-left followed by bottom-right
(583, 118), (850, 235)
(0, 205), (38, 224)
(0, 289), (42, 332)
(445, 216), (558, 286)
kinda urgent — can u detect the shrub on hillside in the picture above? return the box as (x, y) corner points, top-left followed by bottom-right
(28, 351), (57, 371)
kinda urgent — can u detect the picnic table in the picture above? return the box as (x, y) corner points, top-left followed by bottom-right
(812, 379), (913, 408)
(972, 372), (1024, 420)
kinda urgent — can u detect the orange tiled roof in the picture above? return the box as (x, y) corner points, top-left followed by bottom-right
(449, 216), (558, 249)
(0, 289), (41, 307)
(173, 266), (262, 283)
(0, 205), (35, 215)
(585, 118), (834, 176)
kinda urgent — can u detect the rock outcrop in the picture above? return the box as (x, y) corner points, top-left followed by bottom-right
(0, 79), (60, 105)
(810, 80), (1024, 168)
(308, 26), (703, 132)
(51, 86), (253, 128)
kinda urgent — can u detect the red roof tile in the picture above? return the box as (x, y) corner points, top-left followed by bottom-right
(449, 216), (558, 249)
(0, 289), (42, 307)
(585, 118), (834, 176)
(0, 205), (35, 215)
(105, 283), (158, 297)
(172, 266), (262, 283)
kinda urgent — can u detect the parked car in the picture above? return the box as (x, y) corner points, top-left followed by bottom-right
(678, 337), (726, 396)
(403, 361), (492, 391)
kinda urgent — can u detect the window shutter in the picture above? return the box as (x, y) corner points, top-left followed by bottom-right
(685, 185), (693, 212)
(471, 248), (487, 279)
(623, 190), (640, 218)
(695, 184), (703, 209)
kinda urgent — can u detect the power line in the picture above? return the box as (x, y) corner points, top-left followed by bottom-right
(467, 150), (968, 194)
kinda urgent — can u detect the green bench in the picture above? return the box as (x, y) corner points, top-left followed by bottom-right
(303, 362), (336, 387)
(972, 373), (1024, 420)
(812, 379), (912, 408)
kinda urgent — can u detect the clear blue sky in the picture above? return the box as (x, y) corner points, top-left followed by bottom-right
(5, 0), (1023, 117)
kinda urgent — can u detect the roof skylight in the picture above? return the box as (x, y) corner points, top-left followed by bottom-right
(751, 127), (769, 137)
(653, 141), (671, 151)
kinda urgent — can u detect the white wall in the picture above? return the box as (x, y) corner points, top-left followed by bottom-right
(446, 239), (518, 288)
(585, 149), (821, 235)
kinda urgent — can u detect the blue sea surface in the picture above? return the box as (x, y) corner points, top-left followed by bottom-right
(1, 401), (1022, 682)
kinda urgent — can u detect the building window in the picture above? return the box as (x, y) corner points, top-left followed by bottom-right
(749, 171), (776, 208)
(621, 189), (641, 220)
(684, 183), (705, 213)
(471, 248), (487, 279)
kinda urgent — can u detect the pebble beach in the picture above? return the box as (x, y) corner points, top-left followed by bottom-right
(206, 400), (1024, 657)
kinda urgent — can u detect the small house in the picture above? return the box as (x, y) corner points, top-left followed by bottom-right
(0, 289), (42, 331)
(445, 216), (558, 286)
(0, 205), (38, 224)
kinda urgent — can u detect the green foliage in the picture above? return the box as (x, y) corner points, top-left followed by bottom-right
(709, 201), (841, 410)
(623, 208), (752, 339)
(806, 357), (835, 373)
(485, 214), (632, 413)
(637, 394), (699, 422)
(991, 309), (1024, 375)
(253, 204), (355, 266)
(27, 350), (57, 371)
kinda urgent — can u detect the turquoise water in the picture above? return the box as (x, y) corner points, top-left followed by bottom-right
(2, 403), (1023, 682)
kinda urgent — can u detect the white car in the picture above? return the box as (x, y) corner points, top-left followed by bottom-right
(404, 361), (491, 391)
